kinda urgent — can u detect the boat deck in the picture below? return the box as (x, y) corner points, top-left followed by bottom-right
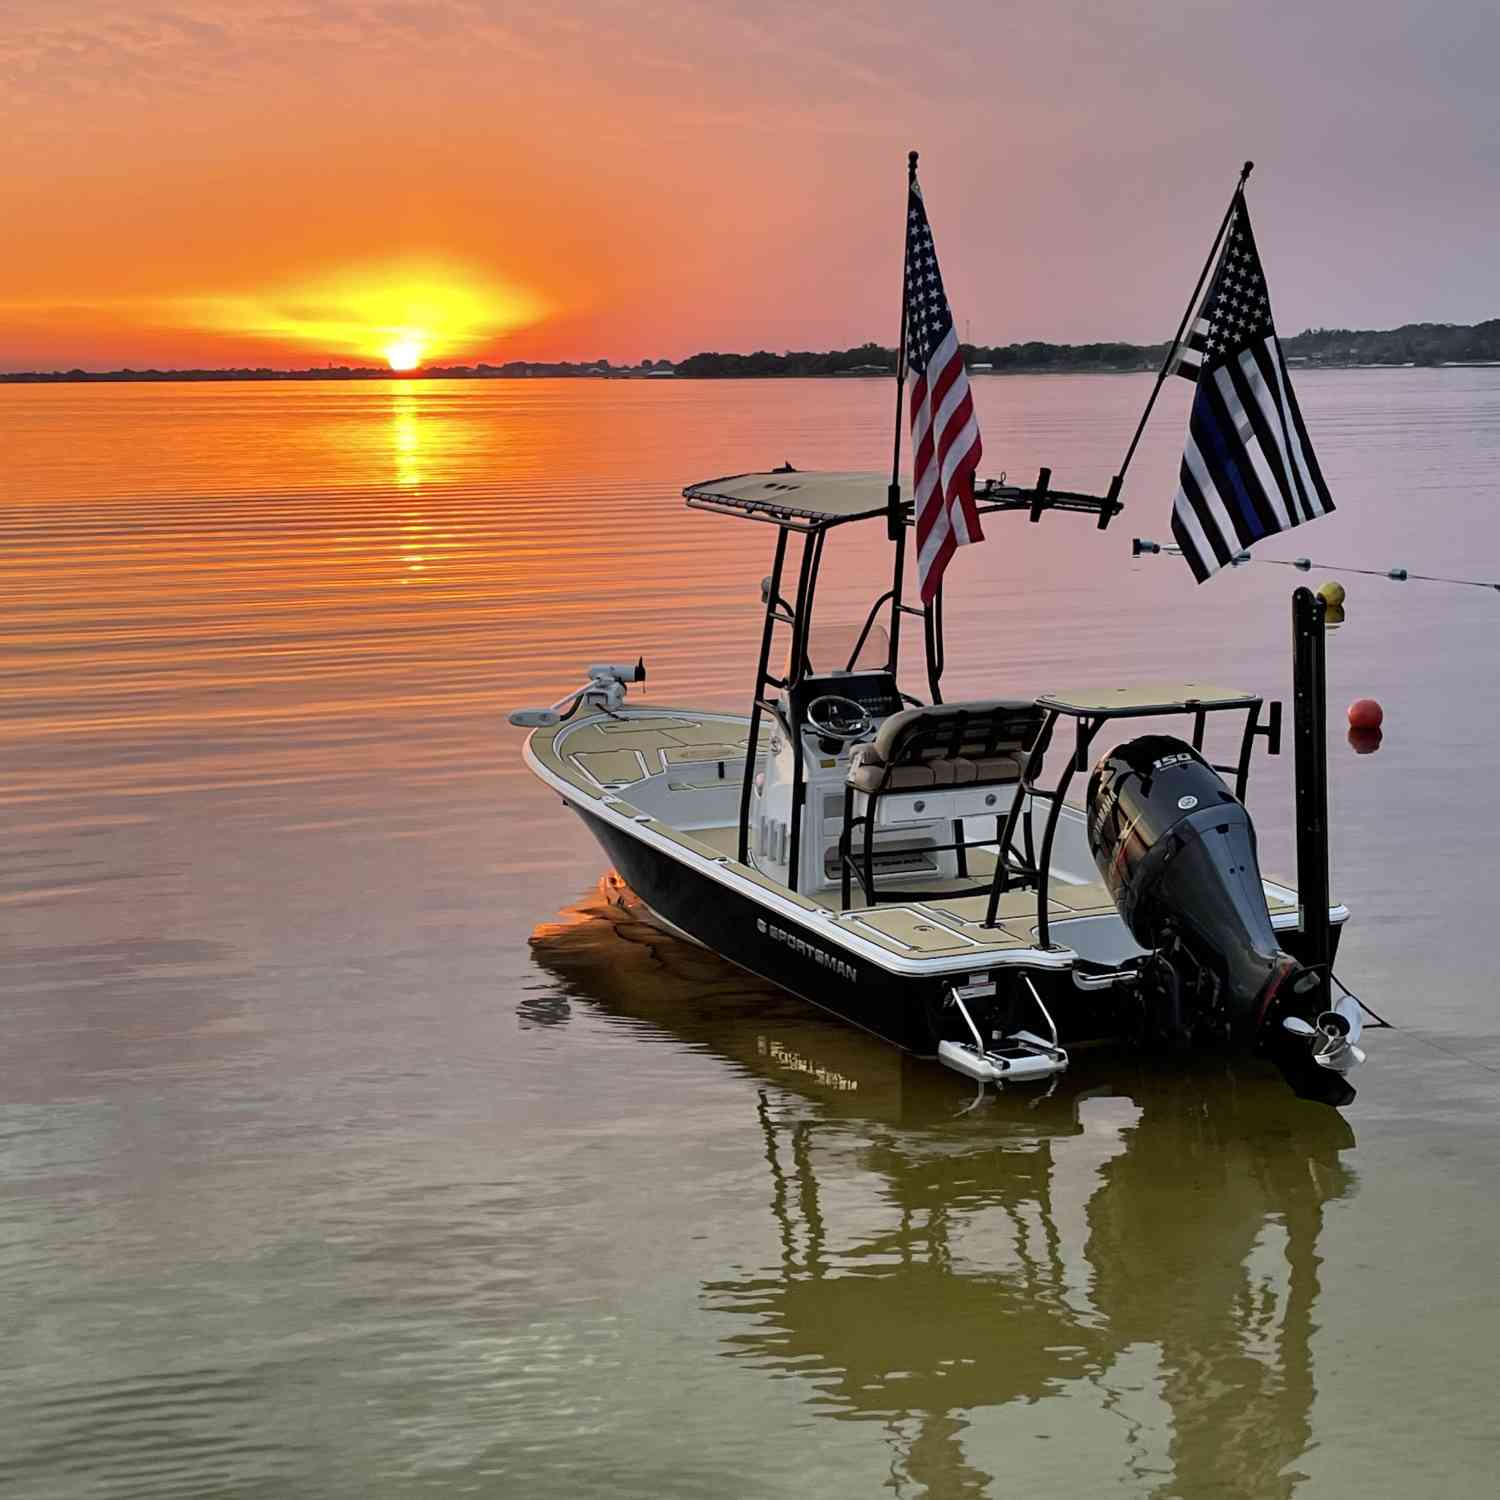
(684, 822), (1187, 956)
(524, 704), (1320, 964)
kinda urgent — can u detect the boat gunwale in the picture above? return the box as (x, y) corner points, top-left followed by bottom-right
(521, 706), (1349, 977)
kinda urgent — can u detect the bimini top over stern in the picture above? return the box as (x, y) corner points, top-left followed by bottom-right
(685, 470), (904, 529)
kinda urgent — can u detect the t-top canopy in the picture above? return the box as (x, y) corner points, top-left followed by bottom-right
(685, 467), (1123, 532)
(684, 470), (905, 529)
(1037, 682), (1260, 717)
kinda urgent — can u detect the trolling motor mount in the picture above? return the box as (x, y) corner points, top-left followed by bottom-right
(509, 658), (647, 727)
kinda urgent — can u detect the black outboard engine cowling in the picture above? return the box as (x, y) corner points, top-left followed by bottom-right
(1087, 734), (1310, 1045)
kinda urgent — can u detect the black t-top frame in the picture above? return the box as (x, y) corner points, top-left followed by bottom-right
(684, 466), (1122, 891)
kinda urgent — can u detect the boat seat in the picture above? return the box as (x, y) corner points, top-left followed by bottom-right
(846, 700), (1042, 794)
(839, 700), (1046, 909)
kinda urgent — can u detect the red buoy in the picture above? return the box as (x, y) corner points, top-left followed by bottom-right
(1347, 726), (1383, 755)
(1348, 698), (1383, 731)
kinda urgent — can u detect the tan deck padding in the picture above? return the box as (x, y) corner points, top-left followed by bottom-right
(1049, 880), (1118, 913)
(606, 800), (649, 819)
(845, 909), (980, 953)
(573, 750), (648, 785)
(659, 721), (764, 746)
(640, 820), (731, 862)
(722, 860), (821, 912)
(837, 908), (1028, 955)
(917, 911), (1034, 949)
(596, 716), (698, 734)
(529, 733), (598, 792)
(921, 889), (1065, 923)
(667, 828), (1035, 950)
(662, 745), (744, 764)
(687, 825), (741, 857)
(562, 724), (685, 753)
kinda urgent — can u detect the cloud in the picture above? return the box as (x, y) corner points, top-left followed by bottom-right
(0, 3), (546, 102)
(4, 0), (1500, 365)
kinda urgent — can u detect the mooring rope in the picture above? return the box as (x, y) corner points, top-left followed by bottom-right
(1132, 539), (1500, 592)
(1332, 972), (1500, 1078)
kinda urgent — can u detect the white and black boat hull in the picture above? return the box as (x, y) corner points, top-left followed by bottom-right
(579, 806), (1128, 1055)
(516, 696), (1352, 1100)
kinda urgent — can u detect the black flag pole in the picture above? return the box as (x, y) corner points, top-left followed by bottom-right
(885, 149), (919, 672)
(1107, 160), (1255, 508)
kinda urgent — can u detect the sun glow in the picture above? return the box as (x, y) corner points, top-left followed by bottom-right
(174, 261), (545, 367)
(384, 335), (425, 371)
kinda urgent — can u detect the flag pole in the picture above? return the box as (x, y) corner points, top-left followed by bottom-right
(1107, 160), (1254, 506)
(886, 149), (918, 672)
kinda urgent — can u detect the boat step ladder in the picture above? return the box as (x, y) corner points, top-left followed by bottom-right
(937, 975), (1069, 1084)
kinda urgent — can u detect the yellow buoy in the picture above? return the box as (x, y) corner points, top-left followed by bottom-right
(1316, 579), (1346, 608)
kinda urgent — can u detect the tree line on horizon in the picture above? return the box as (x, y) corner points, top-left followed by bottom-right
(4, 320), (1499, 382)
(675, 320), (1500, 377)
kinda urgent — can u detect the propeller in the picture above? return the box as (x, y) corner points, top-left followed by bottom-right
(1272, 990), (1367, 1106)
(1282, 1005), (1364, 1075)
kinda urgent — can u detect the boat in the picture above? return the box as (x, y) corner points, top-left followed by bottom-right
(510, 464), (1370, 1105)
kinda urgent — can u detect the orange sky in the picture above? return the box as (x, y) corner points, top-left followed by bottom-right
(4, 2), (1499, 371)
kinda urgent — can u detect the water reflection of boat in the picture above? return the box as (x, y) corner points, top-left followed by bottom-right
(530, 874), (1013, 1125)
(529, 884), (1357, 1498)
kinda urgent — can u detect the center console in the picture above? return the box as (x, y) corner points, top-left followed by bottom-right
(787, 670), (904, 738)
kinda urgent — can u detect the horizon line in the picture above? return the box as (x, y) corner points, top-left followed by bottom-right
(3, 314), (1497, 382)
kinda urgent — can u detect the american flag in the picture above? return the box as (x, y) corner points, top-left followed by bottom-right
(1169, 196), (1334, 581)
(905, 174), (983, 604)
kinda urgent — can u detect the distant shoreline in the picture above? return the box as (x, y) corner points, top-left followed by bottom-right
(4, 319), (1497, 384)
(5, 364), (1500, 387)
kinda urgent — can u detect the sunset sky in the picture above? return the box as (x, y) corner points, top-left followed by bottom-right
(4, 1), (1498, 371)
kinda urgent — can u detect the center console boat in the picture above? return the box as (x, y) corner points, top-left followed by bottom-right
(511, 467), (1368, 1105)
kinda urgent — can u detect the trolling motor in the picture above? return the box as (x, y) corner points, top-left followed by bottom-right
(509, 659), (646, 727)
(1085, 734), (1362, 1104)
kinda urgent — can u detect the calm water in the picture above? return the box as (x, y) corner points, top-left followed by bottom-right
(4, 372), (1500, 1497)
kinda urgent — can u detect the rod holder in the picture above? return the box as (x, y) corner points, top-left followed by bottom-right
(1028, 466), (1052, 524)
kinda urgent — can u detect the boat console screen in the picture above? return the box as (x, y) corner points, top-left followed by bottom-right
(789, 672), (903, 732)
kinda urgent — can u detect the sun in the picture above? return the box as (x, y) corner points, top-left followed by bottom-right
(178, 261), (547, 368)
(384, 335), (425, 371)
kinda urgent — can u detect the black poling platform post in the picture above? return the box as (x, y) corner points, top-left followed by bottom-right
(1099, 473), (1122, 529)
(1028, 467), (1051, 524)
(1292, 587), (1332, 1006)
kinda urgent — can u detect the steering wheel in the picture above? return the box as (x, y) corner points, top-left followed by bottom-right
(804, 695), (874, 743)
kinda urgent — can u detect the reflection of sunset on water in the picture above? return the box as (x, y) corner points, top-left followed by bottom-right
(7, 373), (1500, 1498)
(391, 393), (423, 488)
(5, 0), (1500, 1491)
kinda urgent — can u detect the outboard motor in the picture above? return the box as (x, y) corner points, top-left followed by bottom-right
(1086, 735), (1319, 1052)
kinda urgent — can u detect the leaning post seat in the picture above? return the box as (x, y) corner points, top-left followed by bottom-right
(847, 699), (1044, 791)
(841, 699), (1046, 906)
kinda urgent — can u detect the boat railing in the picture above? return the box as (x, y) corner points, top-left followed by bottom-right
(984, 687), (1281, 948)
